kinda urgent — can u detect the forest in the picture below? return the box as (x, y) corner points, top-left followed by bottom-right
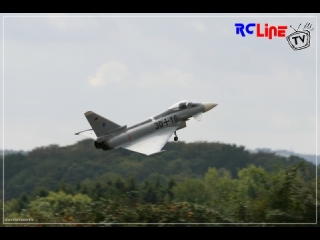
(1, 139), (319, 226)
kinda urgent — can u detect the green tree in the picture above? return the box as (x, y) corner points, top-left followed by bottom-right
(33, 187), (49, 198)
(204, 167), (238, 218)
(19, 191), (92, 223)
(236, 165), (270, 222)
(265, 163), (316, 223)
(166, 179), (176, 201)
(17, 192), (30, 213)
(172, 179), (210, 205)
(141, 181), (158, 204)
(91, 182), (104, 201)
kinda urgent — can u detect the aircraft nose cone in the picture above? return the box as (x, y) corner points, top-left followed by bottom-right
(203, 103), (218, 112)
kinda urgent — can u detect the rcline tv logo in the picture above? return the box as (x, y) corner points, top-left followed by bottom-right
(286, 23), (313, 51)
(235, 22), (313, 51)
(235, 23), (288, 39)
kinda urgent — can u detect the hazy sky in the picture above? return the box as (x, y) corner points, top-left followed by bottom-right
(0, 13), (318, 155)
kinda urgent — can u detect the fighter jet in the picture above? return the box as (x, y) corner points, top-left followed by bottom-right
(75, 101), (217, 156)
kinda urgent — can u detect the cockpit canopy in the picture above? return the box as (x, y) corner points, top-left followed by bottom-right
(168, 100), (200, 110)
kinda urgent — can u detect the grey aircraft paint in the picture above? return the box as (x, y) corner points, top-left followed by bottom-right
(76, 101), (217, 156)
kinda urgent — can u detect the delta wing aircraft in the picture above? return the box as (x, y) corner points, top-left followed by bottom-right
(75, 101), (217, 156)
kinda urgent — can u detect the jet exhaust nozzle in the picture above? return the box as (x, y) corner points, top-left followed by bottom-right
(94, 141), (102, 149)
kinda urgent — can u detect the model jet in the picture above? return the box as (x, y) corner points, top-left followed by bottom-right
(75, 101), (217, 156)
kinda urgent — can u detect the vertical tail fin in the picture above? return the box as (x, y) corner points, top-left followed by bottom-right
(84, 111), (121, 137)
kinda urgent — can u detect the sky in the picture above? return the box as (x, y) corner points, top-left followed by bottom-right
(0, 13), (318, 155)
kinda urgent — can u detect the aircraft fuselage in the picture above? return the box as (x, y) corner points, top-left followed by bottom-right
(76, 101), (217, 156)
(99, 103), (204, 150)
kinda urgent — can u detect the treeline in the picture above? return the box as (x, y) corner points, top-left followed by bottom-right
(2, 163), (319, 226)
(1, 139), (318, 226)
(2, 139), (316, 201)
